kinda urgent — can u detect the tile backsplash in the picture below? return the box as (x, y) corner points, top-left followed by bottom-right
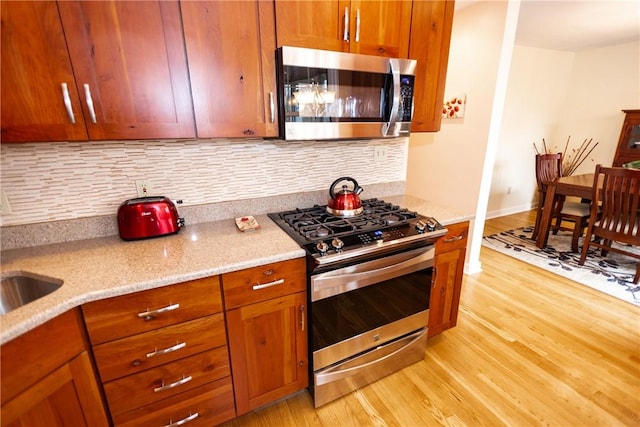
(1, 138), (408, 227)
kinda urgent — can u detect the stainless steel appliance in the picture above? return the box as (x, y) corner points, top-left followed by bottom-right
(268, 198), (446, 407)
(276, 46), (417, 140)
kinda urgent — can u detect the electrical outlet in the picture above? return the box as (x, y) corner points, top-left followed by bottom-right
(0, 190), (12, 215)
(135, 180), (151, 197)
(374, 146), (388, 162)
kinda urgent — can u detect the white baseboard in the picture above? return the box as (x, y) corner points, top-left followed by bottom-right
(485, 203), (535, 220)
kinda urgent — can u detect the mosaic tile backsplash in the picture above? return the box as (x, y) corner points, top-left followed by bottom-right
(0, 138), (408, 227)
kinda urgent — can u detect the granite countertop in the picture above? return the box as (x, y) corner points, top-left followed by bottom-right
(0, 194), (471, 345)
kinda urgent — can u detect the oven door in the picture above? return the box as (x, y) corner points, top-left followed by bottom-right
(310, 245), (433, 371)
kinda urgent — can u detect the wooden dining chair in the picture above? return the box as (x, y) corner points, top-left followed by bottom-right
(533, 153), (591, 252)
(579, 165), (640, 283)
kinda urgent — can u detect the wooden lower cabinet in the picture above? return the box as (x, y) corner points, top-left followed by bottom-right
(429, 221), (469, 337)
(112, 378), (235, 427)
(0, 309), (109, 427)
(81, 276), (236, 426)
(222, 258), (308, 416)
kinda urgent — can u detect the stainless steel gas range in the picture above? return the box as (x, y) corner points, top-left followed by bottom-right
(268, 198), (447, 407)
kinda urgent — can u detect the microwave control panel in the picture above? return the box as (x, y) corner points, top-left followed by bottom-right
(400, 76), (414, 121)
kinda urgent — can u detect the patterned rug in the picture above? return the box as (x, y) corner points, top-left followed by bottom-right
(482, 226), (640, 306)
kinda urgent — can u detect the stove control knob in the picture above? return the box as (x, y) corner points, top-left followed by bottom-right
(415, 220), (427, 233)
(316, 241), (329, 254)
(331, 238), (344, 251)
(426, 218), (438, 231)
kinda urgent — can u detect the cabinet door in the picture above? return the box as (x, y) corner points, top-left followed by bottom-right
(0, 1), (88, 142)
(348, 0), (412, 57)
(409, 0), (454, 132)
(275, 0), (348, 52)
(1, 352), (109, 427)
(227, 292), (308, 415)
(57, 1), (195, 140)
(181, 0), (278, 138)
(429, 221), (468, 337)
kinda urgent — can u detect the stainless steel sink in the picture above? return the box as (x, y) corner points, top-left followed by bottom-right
(1, 273), (62, 315)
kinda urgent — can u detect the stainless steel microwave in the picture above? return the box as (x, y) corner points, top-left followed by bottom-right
(276, 46), (417, 141)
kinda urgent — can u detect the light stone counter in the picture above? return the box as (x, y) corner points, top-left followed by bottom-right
(0, 194), (472, 345)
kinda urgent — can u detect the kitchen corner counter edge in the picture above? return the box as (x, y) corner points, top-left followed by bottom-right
(0, 194), (472, 345)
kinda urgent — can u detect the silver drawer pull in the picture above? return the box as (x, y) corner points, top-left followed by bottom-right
(138, 303), (180, 321)
(443, 235), (464, 243)
(164, 412), (199, 427)
(146, 342), (186, 358)
(252, 278), (284, 291)
(154, 374), (192, 393)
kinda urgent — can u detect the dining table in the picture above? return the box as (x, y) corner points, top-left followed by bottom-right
(535, 173), (596, 249)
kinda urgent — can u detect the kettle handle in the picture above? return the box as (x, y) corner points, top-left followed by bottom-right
(329, 177), (361, 199)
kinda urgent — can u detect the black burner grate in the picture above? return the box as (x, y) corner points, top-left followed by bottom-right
(274, 199), (419, 242)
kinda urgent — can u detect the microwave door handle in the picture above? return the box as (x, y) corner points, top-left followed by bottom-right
(383, 58), (401, 137)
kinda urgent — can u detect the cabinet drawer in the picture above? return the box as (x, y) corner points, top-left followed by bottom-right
(436, 221), (469, 253)
(103, 346), (231, 416)
(112, 377), (236, 427)
(82, 276), (222, 345)
(93, 313), (226, 382)
(222, 258), (306, 309)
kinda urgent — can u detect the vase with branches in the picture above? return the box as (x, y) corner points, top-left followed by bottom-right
(533, 136), (598, 176)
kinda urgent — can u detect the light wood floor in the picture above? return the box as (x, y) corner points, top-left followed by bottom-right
(221, 211), (640, 427)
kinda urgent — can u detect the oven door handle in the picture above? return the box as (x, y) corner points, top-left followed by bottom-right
(311, 246), (434, 302)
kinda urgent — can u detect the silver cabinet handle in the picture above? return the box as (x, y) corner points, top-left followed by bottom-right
(252, 278), (284, 291)
(343, 7), (349, 41)
(61, 83), (76, 123)
(269, 91), (275, 123)
(83, 83), (97, 123)
(355, 8), (361, 42)
(137, 303), (180, 321)
(154, 374), (192, 392)
(444, 235), (464, 243)
(164, 412), (199, 427)
(300, 305), (305, 331)
(146, 342), (186, 358)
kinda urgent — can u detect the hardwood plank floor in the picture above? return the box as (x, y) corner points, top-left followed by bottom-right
(221, 211), (640, 426)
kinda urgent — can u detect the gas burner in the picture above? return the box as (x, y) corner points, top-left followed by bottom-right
(316, 227), (330, 238)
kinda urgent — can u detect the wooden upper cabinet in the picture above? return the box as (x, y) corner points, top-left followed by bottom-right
(56, 1), (195, 141)
(348, 0), (412, 57)
(1, 1), (89, 142)
(275, 0), (347, 52)
(181, 1), (278, 138)
(408, 0), (454, 132)
(275, 0), (411, 58)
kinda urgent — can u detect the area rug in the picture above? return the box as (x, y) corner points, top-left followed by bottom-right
(482, 226), (640, 306)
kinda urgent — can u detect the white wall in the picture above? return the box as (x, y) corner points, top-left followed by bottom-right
(489, 40), (640, 217)
(488, 46), (575, 216)
(406, 1), (510, 216)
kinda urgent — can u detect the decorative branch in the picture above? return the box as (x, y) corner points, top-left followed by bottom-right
(533, 136), (598, 176)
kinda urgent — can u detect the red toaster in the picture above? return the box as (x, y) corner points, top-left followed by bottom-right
(117, 196), (184, 240)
